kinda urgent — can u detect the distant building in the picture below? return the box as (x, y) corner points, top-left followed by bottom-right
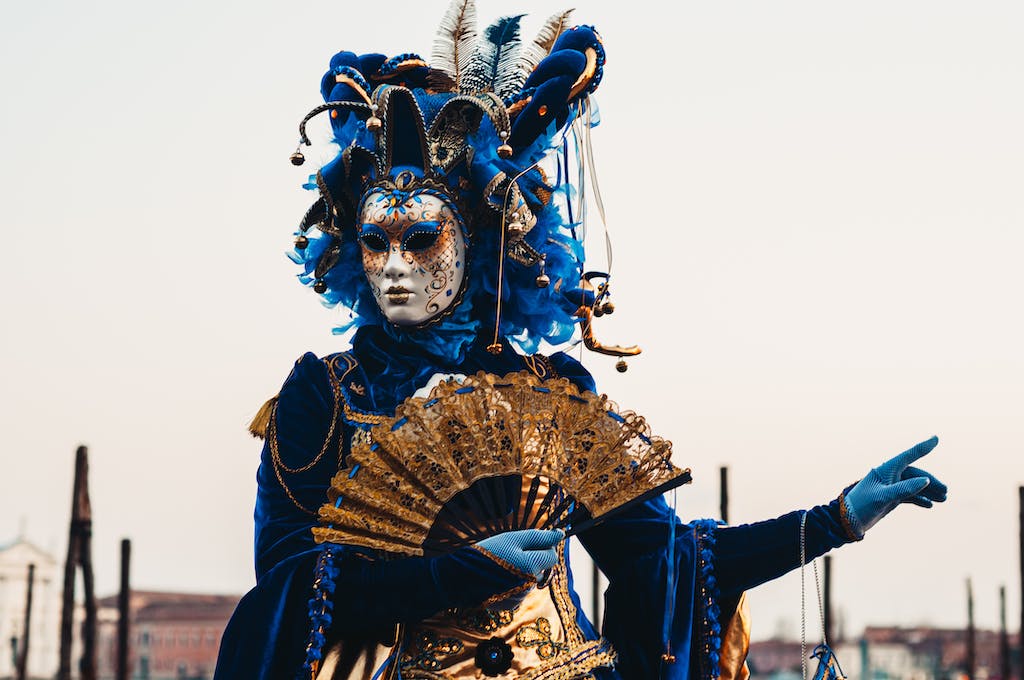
(749, 626), (1020, 680)
(0, 537), (61, 678)
(96, 591), (239, 680)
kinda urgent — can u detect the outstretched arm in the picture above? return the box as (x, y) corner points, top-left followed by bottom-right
(579, 438), (946, 679)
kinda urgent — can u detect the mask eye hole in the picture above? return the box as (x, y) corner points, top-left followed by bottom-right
(402, 228), (440, 252)
(358, 227), (389, 253)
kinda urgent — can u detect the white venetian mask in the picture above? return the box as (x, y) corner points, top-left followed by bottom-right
(357, 187), (467, 326)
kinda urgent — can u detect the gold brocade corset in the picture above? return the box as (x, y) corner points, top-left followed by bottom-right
(314, 547), (615, 680)
(399, 548), (615, 680)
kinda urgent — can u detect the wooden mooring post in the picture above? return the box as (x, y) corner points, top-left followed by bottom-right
(966, 577), (976, 680)
(1019, 486), (1023, 680)
(57, 445), (98, 680)
(15, 563), (35, 680)
(998, 585), (1010, 680)
(719, 466), (729, 525)
(117, 538), (131, 680)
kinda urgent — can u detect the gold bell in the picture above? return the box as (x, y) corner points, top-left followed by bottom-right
(294, 235), (309, 250)
(594, 305), (604, 318)
(535, 272), (550, 288)
(486, 343), (503, 355)
(497, 143), (513, 159)
(661, 653), (676, 664)
(366, 115), (383, 132)
(313, 279), (328, 294)
(615, 359), (628, 373)
(289, 150), (305, 166)
(600, 301), (615, 315)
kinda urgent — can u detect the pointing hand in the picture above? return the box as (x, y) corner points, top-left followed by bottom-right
(843, 436), (947, 538)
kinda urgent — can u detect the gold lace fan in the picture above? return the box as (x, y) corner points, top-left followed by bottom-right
(314, 371), (691, 556)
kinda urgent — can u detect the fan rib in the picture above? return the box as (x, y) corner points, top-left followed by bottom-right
(317, 371), (690, 557)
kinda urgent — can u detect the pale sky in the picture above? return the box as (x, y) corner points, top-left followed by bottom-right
(1, 0), (1021, 643)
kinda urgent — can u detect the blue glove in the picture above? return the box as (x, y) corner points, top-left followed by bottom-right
(475, 529), (563, 581)
(843, 436), (948, 538)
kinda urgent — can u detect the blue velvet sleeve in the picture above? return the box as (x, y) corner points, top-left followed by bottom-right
(215, 354), (529, 680)
(579, 493), (852, 679)
(587, 497), (850, 600)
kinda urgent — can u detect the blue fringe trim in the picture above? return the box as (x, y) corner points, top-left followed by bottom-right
(332, 65), (371, 98)
(693, 519), (722, 680)
(572, 26), (606, 95)
(379, 52), (424, 75)
(300, 544), (340, 679)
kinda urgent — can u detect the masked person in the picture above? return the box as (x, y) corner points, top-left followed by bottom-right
(214, 4), (946, 679)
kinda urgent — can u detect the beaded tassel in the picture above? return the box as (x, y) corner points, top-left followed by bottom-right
(300, 544), (340, 679)
(694, 519), (722, 680)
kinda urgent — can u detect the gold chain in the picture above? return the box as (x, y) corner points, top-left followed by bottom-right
(267, 357), (345, 514)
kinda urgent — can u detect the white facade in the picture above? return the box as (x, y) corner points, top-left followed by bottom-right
(0, 539), (61, 679)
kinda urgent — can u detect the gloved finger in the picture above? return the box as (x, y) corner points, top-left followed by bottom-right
(882, 436), (939, 476)
(890, 476), (930, 501)
(903, 466), (947, 500)
(516, 529), (565, 550)
(907, 494), (934, 509)
(527, 546), (560, 574)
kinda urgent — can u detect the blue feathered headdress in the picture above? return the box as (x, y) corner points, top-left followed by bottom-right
(288, 0), (624, 361)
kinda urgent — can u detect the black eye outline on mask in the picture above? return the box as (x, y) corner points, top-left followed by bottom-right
(400, 221), (442, 252)
(357, 224), (389, 253)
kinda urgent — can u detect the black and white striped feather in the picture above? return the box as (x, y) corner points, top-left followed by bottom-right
(431, 0), (479, 89)
(460, 15), (525, 97)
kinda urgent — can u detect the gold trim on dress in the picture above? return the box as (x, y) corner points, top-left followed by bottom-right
(400, 544), (616, 679)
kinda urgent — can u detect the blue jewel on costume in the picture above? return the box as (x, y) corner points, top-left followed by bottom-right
(474, 637), (514, 676)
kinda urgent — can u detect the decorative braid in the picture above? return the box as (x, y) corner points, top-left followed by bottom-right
(504, 86), (537, 108)
(837, 491), (864, 542)
(378, 53), (426, 76)
(300, 544), (340, 679)
(572, 25), (606, 96)
(694, 519), (722, 680)
(333, 65), (372, 97)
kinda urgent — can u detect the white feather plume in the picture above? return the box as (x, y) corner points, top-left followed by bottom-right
(431, 0), (479, 88)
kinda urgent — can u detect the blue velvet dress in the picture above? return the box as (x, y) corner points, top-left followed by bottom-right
(214, 326), (854, 680)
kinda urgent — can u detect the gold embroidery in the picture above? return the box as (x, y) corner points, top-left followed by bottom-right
(349, 382), (367, 396)
(516, 618), (569, 660)
(319, 354), (390, 426)
(523, 353), (556, 380)
(449, 606), (518, 634)
(400, 545), (617, 679)
(400, 631), (465, 672)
